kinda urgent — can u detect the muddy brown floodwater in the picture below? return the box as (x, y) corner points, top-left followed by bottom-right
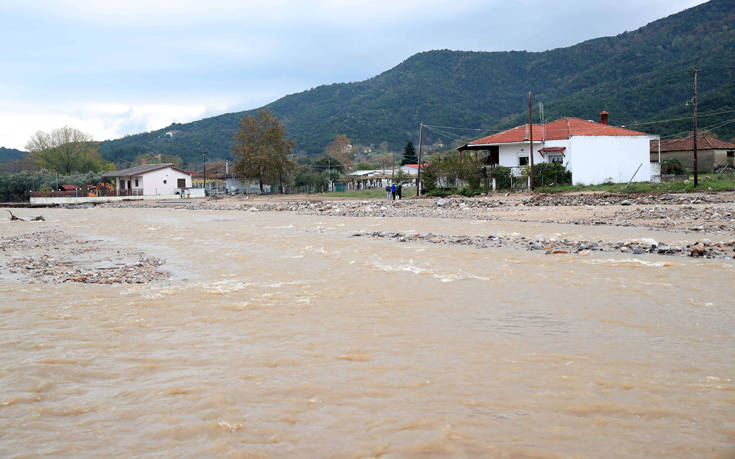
(1, 207), (734, 458)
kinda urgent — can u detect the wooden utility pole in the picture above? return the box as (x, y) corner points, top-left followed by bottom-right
(417, 122), (424, 195)
(692, 67), (699, 188)
(528, 92), (535, 191)
(202, 152), (207, 193)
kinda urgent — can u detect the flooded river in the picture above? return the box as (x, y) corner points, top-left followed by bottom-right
(1, 208), (734, 457)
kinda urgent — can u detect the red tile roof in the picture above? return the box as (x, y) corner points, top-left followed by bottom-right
(467, 118), (650, 146)
(651, 136), (735, 153)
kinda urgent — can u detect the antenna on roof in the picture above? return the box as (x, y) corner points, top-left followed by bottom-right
(539, 102), (545, 142)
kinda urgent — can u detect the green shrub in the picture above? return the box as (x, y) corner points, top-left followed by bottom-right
(661, 159), (685, 175)
(491, 166), (512, 189)
(421, 162), (439, 193)
(533, 162), (572, 187)
(0, 171), (104, 202)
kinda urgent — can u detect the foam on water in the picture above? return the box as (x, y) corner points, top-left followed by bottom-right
(581, 257), (675, 268)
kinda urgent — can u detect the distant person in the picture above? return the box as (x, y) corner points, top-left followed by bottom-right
(397, 184), (402, 200)
(385, 185), (391, 202)
(391, 183), (397, 201)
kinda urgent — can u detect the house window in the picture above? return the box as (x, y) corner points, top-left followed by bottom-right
(549, 154), (564, 164)
(519, 156), (528, 166)
(727, 151), (734, 158)
(163, 179), (167, 184)
(135, 179), (139, 187)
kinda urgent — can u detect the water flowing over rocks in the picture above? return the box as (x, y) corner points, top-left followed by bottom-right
(352, 231), (735, 259)
(0, 230), (168, 284)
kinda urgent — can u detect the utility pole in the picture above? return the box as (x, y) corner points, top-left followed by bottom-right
(692, 67), (699, 188)
(202, 152), (207, 194)
(417, 122), (424, 196)
(528, 91), (535, 191)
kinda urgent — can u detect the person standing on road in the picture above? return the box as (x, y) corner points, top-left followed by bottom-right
(385, 185), (391, 202)
(391, 183), (397, 201)
(397, 184), (402, 200)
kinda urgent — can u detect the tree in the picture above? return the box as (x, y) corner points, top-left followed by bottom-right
(401, 141), (417, 165)
(231, 109), (295, 192)
(313, 156), (344, 173)
(25, 126), (108, 174)
(324, 134), (353, 171)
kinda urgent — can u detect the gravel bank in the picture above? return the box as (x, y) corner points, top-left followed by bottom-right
(1, 230), (168, 284)
(102, 191), (735, 235)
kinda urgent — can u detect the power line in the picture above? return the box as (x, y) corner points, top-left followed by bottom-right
(624, 108), (735, 127)
(421, 123), (487, 131)
(657, 116), (735, 140)
(422, 125), (480, 144)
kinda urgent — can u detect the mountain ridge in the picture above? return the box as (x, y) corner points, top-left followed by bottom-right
(96, 0), (735, 167)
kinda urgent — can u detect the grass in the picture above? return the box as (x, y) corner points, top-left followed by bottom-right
(319, 186), (417, 199)
(537, 174), (735, 194)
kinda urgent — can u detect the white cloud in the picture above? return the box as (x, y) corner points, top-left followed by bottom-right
(0, 100), (236, 149)
(0, 0), (711, 151)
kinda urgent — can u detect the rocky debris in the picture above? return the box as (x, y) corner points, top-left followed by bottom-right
(689, 243), (707, 257)
(100, 191), (735, 235)
(526, 192), (722, 207)
(352, 231), (735, 260)
(0, 230), (168, 284)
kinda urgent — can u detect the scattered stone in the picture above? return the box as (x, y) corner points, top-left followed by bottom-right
(690, 244), (706, 257)
(1, 230), (168, 285)
(621, 200), (632, 206)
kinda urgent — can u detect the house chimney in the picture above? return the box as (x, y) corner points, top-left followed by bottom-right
(600, 111), (609, 125)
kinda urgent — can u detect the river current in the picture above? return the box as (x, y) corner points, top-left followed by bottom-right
(1, 208), (733, 457)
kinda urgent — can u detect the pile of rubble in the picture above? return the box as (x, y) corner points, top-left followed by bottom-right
(1, 230), (168, 284)
(353, 231), (735, 259)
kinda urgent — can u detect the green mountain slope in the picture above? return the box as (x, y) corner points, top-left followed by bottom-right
(0, 147), (26, 162)
(99, 0), (735, 167)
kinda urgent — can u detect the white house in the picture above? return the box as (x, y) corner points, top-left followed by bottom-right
(102, 163), (192, 196)
(459, 113), (658, 185)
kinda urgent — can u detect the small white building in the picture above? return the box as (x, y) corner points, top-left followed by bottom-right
(460, 113), (658, 185)
(102, 163), (192, 196)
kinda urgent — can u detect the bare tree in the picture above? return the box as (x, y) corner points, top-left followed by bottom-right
(25, 126), (106, 174)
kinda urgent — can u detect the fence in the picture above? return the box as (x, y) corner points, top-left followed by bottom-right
(30, 189), (143, 198)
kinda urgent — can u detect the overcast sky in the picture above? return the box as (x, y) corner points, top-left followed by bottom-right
(0, 0), (707, 150)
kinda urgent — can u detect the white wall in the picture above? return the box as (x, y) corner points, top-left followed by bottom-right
(498, 140), (570, 168)
(569, 136), (652, 185)
(141, 167), (192, 196)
